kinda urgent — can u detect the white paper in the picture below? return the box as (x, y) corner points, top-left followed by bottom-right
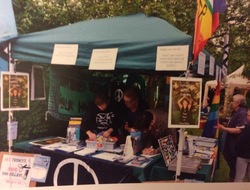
(89, 48), (118, 70)
(156, 45), (189, 71)
(197, 51), (206, 75)
(30, 155), (50, 183)
(0, 154), (34, 188)
(51, 44), (78, 65)
(7, 121), (18, 140)
(209, 56), (215, 76)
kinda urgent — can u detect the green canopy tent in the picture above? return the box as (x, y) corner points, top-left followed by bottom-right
(10, 13), (194, 120)
(11, 13), (192, 70)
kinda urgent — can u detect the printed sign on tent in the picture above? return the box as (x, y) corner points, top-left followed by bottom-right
(89, 48), (118, 70)
(51, 44), (78, 65)
(197, 51), (206, 75)
(156, 45), (189, 71)
(209, 56), (215, 76)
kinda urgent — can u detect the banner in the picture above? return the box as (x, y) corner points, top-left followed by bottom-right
(0, 0), (18, 42)
(202, 82), (220, 138)
(193, 0), (227, 62)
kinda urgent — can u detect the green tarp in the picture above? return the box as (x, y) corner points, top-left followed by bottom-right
(11, 13), (192, 70)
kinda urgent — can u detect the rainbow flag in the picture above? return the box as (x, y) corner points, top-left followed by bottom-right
(193, 0), (227, 61)
(202, 82), (220, 138)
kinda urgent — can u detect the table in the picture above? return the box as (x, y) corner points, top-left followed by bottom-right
(13, 138), (160, 186)
(13, 137), (216, 185)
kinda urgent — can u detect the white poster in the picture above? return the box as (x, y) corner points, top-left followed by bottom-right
(89, 48), (118, 70)
(0, 154), (34, 188)
(209, 56), (215, 76)
(51, 44), (78, 65)
(197, 51), (206, 75)
(156, 45), (189, 71)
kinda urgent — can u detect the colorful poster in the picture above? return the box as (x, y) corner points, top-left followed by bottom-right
(168, 77), (202, 128)
(1, 72), (29, 111)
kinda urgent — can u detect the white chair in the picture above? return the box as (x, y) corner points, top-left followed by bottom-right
(53, 158), (99, 186)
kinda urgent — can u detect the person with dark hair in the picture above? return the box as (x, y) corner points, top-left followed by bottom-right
(121, 86), (149, 142)
(81, 91), (118, 140)
(234, 108), (250, 182)
(217, 94), (247, 181)
(134, 109), (176, 155)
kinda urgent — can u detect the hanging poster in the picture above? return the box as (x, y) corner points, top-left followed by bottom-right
(1, 72), (29, 111)
(168, 77), (202, 128)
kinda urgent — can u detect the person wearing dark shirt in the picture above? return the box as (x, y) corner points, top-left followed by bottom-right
(234, 108), (250, 182)
(122, 86), (149, 134)
(81, 92), (118, 140)
(134, 109), (176, 155)
(217, 94), (247, 181)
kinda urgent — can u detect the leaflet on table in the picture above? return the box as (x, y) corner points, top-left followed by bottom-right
(126, 156), (153, 168)
(41, 142), (83, 153)
(91, 152), (120, 162)
(74, 148), (97, 156)
(141, 153), (161, 158)
(29, 137), (66, 146)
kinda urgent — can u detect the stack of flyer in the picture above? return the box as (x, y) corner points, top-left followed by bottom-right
(66, 117), (82, 145)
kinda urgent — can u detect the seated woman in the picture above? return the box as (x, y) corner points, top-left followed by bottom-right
(134, 109), (177, 155)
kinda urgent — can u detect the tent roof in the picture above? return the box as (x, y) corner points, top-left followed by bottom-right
(11, 13), (192, 70)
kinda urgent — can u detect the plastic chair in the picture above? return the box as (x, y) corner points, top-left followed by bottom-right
(53, 158), (99, 186)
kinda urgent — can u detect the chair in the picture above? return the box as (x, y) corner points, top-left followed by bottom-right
(53, 158), (99, 186)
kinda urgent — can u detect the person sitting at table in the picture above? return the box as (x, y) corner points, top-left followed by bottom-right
(134, 109), (177, 155)
(81, 91), (119, 141)
(120, 86), (149, 143)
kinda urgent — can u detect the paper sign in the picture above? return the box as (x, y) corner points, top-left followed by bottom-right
(0, 154), (34, 188)
(51, 44), (78, 65)
(30, 155), (50, 183)
(197, 51), (206, 75)
(156, 45), (189, 71)
(7, 121), (18, 140)
(209, 56), (215, 76)
(89, 48), (118, 70)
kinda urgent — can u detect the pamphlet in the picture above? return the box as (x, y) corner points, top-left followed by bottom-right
(30, 155), (50, 183)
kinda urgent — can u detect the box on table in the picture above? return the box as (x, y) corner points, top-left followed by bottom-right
(85, 140), (117, 150)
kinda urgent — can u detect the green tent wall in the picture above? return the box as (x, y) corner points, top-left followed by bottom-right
(11, 13), (192, 70)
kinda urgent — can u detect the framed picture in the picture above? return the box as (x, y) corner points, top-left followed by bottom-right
(1, 72), (29, 111)
(31, 65), (46, 100)
(168, 77), (202, 128)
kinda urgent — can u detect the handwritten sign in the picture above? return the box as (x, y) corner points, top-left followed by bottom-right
(89, 48), (118, 70)
(51, 44), (78, 65)
(156, 45), (189, 71)
(0, 154), (34, 188)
